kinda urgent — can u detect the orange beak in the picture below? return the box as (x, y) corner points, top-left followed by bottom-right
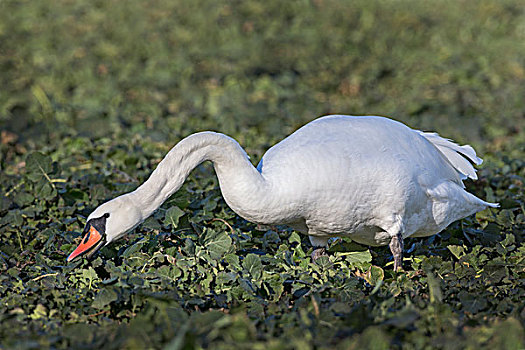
(67, 226), (104, 262)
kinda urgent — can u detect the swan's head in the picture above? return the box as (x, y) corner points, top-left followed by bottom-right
(66, 194), (142, 262)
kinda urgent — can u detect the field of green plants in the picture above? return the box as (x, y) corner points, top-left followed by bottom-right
(1, 0), (524, 348)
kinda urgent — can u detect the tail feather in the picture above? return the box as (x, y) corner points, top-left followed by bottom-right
(427, 182), (499, 232)
(418, 131), (482, 180)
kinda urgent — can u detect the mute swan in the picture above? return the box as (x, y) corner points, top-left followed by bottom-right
(67, 115), (497, 270)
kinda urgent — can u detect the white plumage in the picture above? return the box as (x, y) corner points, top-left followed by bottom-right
(68, 115), (497, 269)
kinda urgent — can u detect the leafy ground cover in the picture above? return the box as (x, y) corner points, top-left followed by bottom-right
(1, 0), (524, 348)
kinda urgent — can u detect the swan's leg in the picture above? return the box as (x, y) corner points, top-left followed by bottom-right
(309, 236), (329, 261)
(312, 247), (326, 260)
(389, 232), (404, 271)
(384, 215), (405, 271)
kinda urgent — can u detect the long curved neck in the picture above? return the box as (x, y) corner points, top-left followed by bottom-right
(128, 132), (268, 221)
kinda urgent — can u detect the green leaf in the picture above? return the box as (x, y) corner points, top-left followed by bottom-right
(158, 265), (182, 280)
(204, 229), (232, 260)
(33, 178), (56, 199)
(482, 263), (508, 283)
(458, 291), (488, 313)
(142, 217), (161, 230)
(80, 267), (99, 289)
(183, 238), (196, 255)
(29, 304), (47, 320)
(164, 206), (185, 228)
(242, 254), (262, 280)
(426, 271), (443, 303)
(92, 288), (118, 309)
(217, 271), (236, 285)
(225, 253), (241, 270)
(288, 232), (302, 245)
(13, 191), (34, 207)
(314, 255), (331, 269)
(267, 275), (285, 301)
(343, 250), (373, 265)
(121, 240), (146, 257)
(365, 266), (384, 286)
(62, 188), (88, 205)
(0, 209), (24, 227)
(447, 245), (465, 260)
(25, 152), (56, 183)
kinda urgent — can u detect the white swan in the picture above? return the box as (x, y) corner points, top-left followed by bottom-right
(67, 115), (497, 270)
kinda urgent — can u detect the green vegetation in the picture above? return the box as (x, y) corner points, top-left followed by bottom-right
(1, 0), (524, 348)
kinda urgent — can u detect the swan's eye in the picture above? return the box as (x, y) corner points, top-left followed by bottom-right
(103, 213), (110, 218)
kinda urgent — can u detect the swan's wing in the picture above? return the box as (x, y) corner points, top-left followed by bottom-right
(416, 131), (482, 180)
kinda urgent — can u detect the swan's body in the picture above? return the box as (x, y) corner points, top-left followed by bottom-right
(67, 115), (497, 269)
